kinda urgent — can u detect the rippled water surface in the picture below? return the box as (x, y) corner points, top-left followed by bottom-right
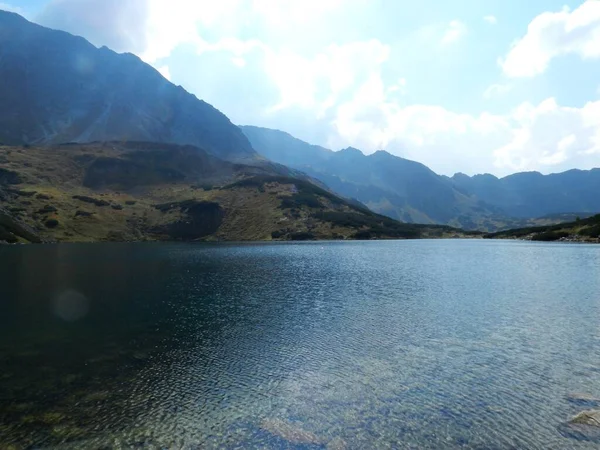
(1, 240), (600, 449)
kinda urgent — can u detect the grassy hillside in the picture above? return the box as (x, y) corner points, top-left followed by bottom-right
(0, 143), (476, 243)
(485, 214), (600, 242)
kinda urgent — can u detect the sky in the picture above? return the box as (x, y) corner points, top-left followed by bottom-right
(2, 0), (600, 176)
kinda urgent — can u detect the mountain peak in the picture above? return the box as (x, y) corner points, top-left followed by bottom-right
(339, 147), (364, 156)
(0, 11), (256, 161)
(370, 149), (396, 159)
(0, 9), (26, 21)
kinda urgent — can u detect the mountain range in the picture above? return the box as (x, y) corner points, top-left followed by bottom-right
(241, 126), (600, 230)
(0, 9), (598, 240)
(0, 10), (465, 243)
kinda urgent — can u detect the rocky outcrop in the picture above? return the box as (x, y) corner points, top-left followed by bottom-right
(0, 206), (42, 243)
(0, 167), (22, 185)
(152, 200), (224, 240)
(72, 195), (110, 207)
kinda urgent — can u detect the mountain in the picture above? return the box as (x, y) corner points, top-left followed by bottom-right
(0, 142), (471, 243)
(241, 126), (515, 230)
(451, 170), (600, 218)
(241, 126), (600, 230)
(0, 10), (256, 161)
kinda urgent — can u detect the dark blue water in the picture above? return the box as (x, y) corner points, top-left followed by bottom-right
(1, 240), (600, 449)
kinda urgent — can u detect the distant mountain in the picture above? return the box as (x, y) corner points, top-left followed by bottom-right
(241, 126), (600, 230)
(241, 126), (513, 230)
(0, 11), (256, 161)
(451, 170), (600, 218)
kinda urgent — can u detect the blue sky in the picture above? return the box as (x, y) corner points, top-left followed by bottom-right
(2, 0), (600, 176)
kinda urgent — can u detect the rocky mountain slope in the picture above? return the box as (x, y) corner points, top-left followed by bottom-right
(0, 10), (256, 162)
(241, 126), (600, 230)
(0, 143), (470, 243)
(241, 126), (520, 230)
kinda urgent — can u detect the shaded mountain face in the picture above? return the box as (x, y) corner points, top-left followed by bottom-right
(452, 170), (600, 218)
(240, 126), (510, 229)
(0, 11), (256, 161)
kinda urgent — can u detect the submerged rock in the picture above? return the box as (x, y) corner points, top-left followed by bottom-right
(260, 418), (321, 445)
(569, 410), (600, 427)
(559, 409), (600, 442)
(327, 436), (348, 450)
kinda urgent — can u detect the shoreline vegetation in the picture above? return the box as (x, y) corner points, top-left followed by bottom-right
(485, 213), (600, 244)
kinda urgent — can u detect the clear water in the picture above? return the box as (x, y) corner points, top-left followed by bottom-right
(1, 240), (600, 449)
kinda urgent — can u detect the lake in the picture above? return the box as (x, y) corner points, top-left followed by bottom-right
(1, 240), (600, 449)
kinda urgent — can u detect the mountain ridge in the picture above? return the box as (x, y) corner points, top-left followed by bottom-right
(241, 125), (513, 230)
(0, 10), (257, 162)
(240, 125), (600, 230)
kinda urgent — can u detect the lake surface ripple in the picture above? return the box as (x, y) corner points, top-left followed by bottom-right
(1, 240), (600, 449)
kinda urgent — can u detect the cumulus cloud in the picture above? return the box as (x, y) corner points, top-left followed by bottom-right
(265, 40), (390, 112)
(441, 20), (467, 45)
(331, 91), (600, 175)
(251, 38), (600, 175)
(501, 1), (600, 78)
(484, 15), (497, 25)
(493, 99), (600, 171)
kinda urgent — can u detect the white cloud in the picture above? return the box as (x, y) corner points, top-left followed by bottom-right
(501, 1), (600, 78)
(493, 98), (600, 172)
(252, 0), (342, 25)
(484, 15), (497, 25)
(139, 0), (245, 62)
(483, 83), (512, 99)
(331, 91), (600, 175)
(441, 20), (467, 45)
(264, 39), (390, 112)
(157, 65), (171, 80)
(39, 0), (350, 63)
